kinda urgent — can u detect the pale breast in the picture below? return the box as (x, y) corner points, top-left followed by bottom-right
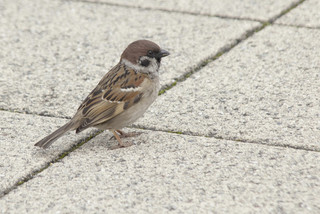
(96, 77), (160, 130)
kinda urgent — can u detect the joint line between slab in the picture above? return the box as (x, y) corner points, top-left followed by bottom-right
(158, 22), (268, 95)
(268, 0), (307, 23)
(0, 0), (310, 200)
(3, 0), (308, 117)
(131, 125), (320, 153)
(158, 0), (307, 94)
(274, 23), (320, 30)
(60, 0), (309, 29)
(0, 108), (72, 120)
(61, 0), (266, 23)
(0, 130), (103, 199)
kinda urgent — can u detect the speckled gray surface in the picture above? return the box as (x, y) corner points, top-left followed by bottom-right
(0, 0), (259, 118)
(1, 131), (320, 213)
(136, 25), (320, 150)
(1, 0), (320, 213)
(276, 0), (320, 28)
(86, 0), (300, 22)
(0, 111), (93, 194)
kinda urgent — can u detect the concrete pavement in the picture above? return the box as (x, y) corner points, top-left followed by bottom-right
(1, 0), (319, 213)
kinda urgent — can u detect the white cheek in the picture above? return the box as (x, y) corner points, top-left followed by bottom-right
(121, 59), (143, 71)
(122, 58), (159, 75)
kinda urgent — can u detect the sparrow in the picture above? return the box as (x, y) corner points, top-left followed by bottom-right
(35, 40), (170, 149)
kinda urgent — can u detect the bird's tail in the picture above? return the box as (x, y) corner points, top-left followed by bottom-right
(34, 121), (74, 149)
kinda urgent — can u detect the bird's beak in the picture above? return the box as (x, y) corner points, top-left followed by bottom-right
(158, 49), (170, 58)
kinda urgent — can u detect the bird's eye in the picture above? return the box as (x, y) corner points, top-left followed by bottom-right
(147, 50), (153, 57)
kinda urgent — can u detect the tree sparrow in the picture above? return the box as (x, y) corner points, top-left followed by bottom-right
(35, 40), (170, 149)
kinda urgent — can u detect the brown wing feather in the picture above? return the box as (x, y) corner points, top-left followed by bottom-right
(74, 63), (148, 133)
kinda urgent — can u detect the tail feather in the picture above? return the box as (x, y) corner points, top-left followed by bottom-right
(34, 122), (74, 149)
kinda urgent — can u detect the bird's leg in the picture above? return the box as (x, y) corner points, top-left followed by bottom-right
(112, 130), (133, 148)
(116, 129), (142, 138)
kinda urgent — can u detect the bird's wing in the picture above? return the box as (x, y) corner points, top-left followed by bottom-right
(74, 63), (149, 133)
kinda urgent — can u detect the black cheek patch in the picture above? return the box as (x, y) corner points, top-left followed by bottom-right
(140, 59), (150, 67)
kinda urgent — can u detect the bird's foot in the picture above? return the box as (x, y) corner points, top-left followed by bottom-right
(109, 130), (142, 140)
(110, 130), (136, 150)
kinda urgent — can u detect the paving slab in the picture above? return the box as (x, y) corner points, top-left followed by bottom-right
(90, 0), (300, 22)
(0, 0), (259, 118)
(276, 0), (320, 28)
(1, 130), (320, 213)
(135, 25), (320, 150)
(0, 111), (93, 195)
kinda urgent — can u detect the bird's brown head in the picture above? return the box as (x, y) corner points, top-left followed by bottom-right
(121, 40), (170, 68)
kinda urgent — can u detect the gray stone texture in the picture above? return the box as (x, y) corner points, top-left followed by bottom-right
(1, 0), (320, 213)
(0, 0), (259, 118)
(1, 131), (320, 213)
(89, 0), (301, 21)
(0, 111), (92, 193)
(136, 25), (320, 150)
(276, 0), (320, 28)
